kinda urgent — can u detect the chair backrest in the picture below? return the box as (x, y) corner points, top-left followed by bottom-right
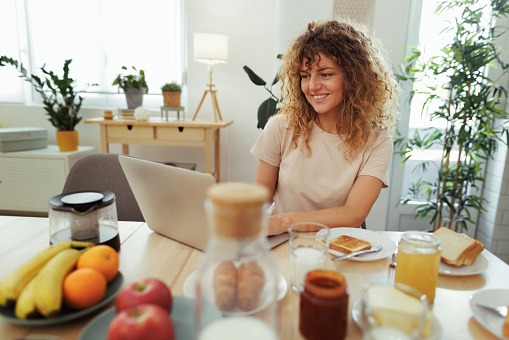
(62, 153), (144, 222)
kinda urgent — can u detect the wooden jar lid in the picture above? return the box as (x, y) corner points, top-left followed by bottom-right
(207, 183), (269, 239)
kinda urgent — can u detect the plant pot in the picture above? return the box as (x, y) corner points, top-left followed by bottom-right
(124, 87), (146, 109)
(56, 130), (79, 152)
(162, 91), (181, 107)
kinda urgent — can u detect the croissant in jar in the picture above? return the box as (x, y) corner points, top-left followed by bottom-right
(237, 261), (265, 311)
(213, 261), (238, 311)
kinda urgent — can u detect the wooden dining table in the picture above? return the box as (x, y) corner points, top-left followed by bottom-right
(0, 215), (507, 340)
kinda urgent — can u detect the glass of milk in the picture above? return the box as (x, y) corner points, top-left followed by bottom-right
(289, 222), (330, 292)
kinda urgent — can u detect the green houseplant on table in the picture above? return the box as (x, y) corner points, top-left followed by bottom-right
(161, 82), (182, 107)
(395, 0), (509, 232)
(0, 56), (84, 151)
(112, 66), (149, 109)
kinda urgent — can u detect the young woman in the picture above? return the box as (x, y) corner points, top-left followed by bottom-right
(251, 20), (400, 235)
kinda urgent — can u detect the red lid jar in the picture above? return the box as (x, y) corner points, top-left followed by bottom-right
(299, 269), (348, 340)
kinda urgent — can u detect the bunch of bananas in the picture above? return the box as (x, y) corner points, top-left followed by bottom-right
(0, 240), (93, 319)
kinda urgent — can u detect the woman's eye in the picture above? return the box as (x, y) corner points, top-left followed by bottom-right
(322, 73), (333, 77)
(300, 74), (309, 79)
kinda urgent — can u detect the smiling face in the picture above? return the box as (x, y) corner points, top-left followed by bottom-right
(300, 53), (345, 120)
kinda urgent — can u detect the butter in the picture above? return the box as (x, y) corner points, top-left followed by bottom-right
(365, 286), (426, 334)
(366, 286), (424, 316)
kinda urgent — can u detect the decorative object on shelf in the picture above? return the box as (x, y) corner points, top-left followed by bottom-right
(103, 111), (114, 120)
(161, 82), (182, 107)
(118, 109), (135, 120)
(243, 54), (282, 129)
(160, 106), (185, 121)
(395, 0), (509, 232)
(193, 32), (228, 122)
(0, 56), (85, 152)
(134, 107), (150, 121)
(112, 66), (149, 109)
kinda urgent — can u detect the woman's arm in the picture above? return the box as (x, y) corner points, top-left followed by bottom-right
(266, 175), (383, 235)
(254, 159), (278, 203)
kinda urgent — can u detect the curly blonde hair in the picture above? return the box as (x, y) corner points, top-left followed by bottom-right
(278, 20), (400, 159)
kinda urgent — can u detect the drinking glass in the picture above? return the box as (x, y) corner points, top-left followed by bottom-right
(394, 232), (441, 304)
(288, 222), (330, 292)
(360, 283), (429, 340)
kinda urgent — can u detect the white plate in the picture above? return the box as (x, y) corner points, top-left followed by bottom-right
(327, 228), (397, 261)
(439, 251), (490, 276)
(183, 270), (288, 302)
(351, 299), (442, 340)
(470, 289), (509, 339)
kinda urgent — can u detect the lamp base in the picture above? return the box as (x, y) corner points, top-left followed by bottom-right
(193, 68), (223, 122)
(193, 88), (222, 122)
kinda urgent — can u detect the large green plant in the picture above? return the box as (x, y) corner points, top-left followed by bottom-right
(0, 56), (83, 131)
(243, 54), (282, 129)
(396, 0), (509, 232)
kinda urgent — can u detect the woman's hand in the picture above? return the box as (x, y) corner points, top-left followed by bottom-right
(267, 214), (293, 235)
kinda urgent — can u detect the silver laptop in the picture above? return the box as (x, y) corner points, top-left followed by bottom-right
(118, 155), (288, 251)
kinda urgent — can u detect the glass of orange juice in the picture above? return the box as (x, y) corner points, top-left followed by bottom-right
(394, 232), (441, 305)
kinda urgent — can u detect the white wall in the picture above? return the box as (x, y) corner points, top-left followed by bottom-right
(0, 0), (411, 231)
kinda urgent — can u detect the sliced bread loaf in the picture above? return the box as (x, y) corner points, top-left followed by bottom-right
(433, 227), (484, 266)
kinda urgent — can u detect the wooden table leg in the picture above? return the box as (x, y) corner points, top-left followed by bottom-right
(215, 129), (220, 182)
(122, 144), (130, 155)
(100, 125), (109, 153)
(205, 129), (215, 181)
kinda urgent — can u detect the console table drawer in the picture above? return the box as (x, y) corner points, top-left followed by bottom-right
(108, 126), (153, 140)
(158, 127), (205, 142)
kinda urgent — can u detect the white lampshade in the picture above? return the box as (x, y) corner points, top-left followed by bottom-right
(194, 32), (229, 65)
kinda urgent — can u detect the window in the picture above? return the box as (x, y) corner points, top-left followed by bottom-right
(387, 0), (493, 233)
(0, 0), (184, 108)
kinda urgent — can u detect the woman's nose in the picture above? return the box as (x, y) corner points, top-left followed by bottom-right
(309, 76), (321, 91)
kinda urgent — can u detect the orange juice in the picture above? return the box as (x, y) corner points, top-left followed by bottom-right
(394, 233), (441, 304)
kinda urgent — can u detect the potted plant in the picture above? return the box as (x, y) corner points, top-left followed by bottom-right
(161, 83), (181, 107)
(0, 56), (84, 151)
(395, 0), (509, 232)
(112, 66), (148, 109)
(243, 54), (282, 129)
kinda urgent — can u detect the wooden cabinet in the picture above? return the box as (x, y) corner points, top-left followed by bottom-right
(0, 145), (94, 213)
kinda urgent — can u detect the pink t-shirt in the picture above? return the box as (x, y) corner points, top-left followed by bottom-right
(250, 114), (392, 215)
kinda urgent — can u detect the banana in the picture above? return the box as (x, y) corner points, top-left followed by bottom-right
(34, 248), (83, 318)
(14, 276), (39, 319)
(0, 240), (92, 308)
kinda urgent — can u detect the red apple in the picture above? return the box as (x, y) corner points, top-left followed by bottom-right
(116, 278), (172, 313)
(107, 304), (175, 340)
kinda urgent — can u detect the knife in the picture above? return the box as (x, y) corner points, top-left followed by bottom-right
(331, 245), (383, 261)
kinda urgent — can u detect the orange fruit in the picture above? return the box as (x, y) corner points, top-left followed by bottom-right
(77, 245), (119, 282)
(63, 268), (107, 309)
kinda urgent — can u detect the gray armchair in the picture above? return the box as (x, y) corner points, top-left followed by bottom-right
(62, 153), (144, 222)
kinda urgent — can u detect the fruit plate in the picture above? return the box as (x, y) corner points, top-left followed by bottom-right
(0, 272), (123, 326)
(78, 296), (223, 340)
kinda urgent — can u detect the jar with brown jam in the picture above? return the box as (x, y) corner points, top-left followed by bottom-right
(299, 269), (349, 340)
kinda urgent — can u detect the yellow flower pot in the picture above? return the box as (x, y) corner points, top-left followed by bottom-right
(56, 130), (79, 152)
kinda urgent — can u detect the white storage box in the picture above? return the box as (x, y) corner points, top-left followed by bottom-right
(0, 127), (48, 152)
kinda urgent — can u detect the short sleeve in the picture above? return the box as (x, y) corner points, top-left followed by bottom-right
(250, 115), (285, 167)
(358, 130), (393, 188)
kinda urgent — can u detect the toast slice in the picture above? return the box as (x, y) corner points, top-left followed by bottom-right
(330, 235), (372, 254)
(433, 227), (484, 266)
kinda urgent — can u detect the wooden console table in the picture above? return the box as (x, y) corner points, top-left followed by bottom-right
(85, 117), (233, 182)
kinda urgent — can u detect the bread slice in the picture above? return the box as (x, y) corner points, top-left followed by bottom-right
(330, 235), (372, 254)
(433, 227), (484, 266)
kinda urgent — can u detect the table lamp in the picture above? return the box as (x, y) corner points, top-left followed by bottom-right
(193, 32), (228, 121)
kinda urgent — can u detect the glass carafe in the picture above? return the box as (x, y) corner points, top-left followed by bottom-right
(195, 183), (279, 340)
